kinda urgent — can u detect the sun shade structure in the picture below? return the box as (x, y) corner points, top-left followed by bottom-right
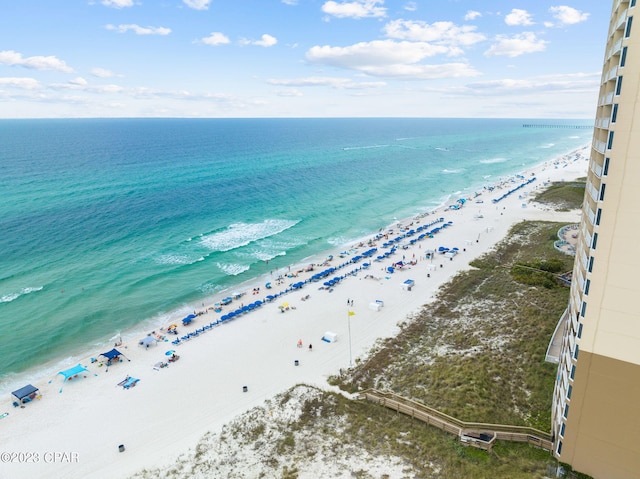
(12, 384), (39, 403)
(58, 364), (89, 380)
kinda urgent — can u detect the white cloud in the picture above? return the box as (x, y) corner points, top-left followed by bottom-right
(0, 77), (41, 90)
(275, 88), (303, 97)
(549, 6), (589, 26)
(69, 77), (88, 86)
(281, 0), (298, 4)
(404, 2), (417, 12)
(485, 32), (547, 57)
(462, 76), (599, 95)
(102, 0), (134, 8)
(0, 50), (73, 72)
(91, 67), (117, 78)
(183, 0), (211, 10)
(267, 76), (386, 89)
(464, 10), (481, 21)
(321, 0), (386, 19)
(105, 24), (171, 35)
(384, 20), (486, 48)
(199, 32), (231, 46)
(241, 34), (278, 47)
(306, 40), (479, 79)
(505, 8), (534, 26)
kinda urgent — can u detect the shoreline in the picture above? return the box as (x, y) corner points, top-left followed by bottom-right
(0, 146), (588, 478)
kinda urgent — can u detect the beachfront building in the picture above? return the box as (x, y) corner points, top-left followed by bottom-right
(550, 0), (640, 477)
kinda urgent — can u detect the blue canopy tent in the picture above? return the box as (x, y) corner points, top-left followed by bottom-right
(58, 364), (88, 380)
(182, 314), (196, 326)
(99, 348), (129, 370)
(12, 384), (39, 406)
(55, 364), (91, 392)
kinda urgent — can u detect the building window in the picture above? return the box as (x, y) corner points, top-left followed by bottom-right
(612, 104), (619, 123)
(563, 404), (570, 419)
(567, 384), (573, 400)
(557, 440), (563, 455)
(632, 0), (637, 8)
(584, 279), (591, 295)
(607, 131), (615, 150)
(581, 301), (587, 317)
(588, 256), (594, 273)
(578, 322), (583, 339)
(596, 207), (603, 225)
(616, 76), (624, 95)
(600, 183), (606, 201)
(603, 158), (610, 176)
(560, 423), (566, 437)
(573, 344), (579, 360)
(570, 365), (576, 380)
(620, 47), (628, 68)
(625, 16), (633, 38)
(592, 233), (598, 250)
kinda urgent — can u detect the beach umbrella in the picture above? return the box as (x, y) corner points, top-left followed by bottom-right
(165, 350), (176, 356)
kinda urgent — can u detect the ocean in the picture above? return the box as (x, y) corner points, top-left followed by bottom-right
(0, 118), (591, 384)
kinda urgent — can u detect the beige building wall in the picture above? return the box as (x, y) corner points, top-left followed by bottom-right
(551, 0), (640, 477)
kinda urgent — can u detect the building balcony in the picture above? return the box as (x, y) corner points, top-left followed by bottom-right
(593, 139), (607, 154)
(603, 65), (619, 83)
(594, 116), (610, 129)
(614, 10), (628, 32)
(590, 160), (604, 179)
(599, 91), (615, 106)
(607, 37), (624, 60)
(614, 0), (630, 15)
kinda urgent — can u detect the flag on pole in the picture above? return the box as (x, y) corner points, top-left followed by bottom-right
(348, 311), (355, 316)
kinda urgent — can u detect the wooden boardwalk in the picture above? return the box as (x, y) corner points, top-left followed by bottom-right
(359, 389), (553, 452)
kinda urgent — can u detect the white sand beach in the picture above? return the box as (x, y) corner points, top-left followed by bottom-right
(0, 148), (588, 479)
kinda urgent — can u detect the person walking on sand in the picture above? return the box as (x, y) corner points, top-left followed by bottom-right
(297, 339), (303, 348)
(308, 344), (312, 352)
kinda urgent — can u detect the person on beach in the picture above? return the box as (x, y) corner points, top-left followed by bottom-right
(297, 339), (303, 348)
(308, 344), (312, 352)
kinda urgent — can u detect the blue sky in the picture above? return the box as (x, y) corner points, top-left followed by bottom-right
(0, 0), (612, 118)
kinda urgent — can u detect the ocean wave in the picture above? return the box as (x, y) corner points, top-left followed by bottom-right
(441, 168), (464, 174)
(1, 286), (44, 304)
(216, 262), (251, 276)
(434, 147), (450, 151)
(479, 157), (508, 164)
(540, 143), (555, 149)
(568, 136), (580, 139)
(200, 219), (299, 252)
(342, 145), (389, 151)
(155, 254), (205, 265)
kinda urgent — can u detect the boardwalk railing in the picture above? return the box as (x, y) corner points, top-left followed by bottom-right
(358, 389), (553, 452)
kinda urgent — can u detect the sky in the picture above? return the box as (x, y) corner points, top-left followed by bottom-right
(0, 0), (613, 118)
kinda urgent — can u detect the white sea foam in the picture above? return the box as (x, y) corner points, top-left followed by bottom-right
(540, 143), (555, 149)
(0, 286), (44, 303)
(342, 144), (389, 150)
(479, 157), (508, 164)
(200, 219), (299, 252)
(441, 168), (464, 174)
(155, 254), (205, 265)
(216, 262), (251, 276)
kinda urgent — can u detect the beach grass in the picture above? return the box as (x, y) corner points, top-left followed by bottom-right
(533, 178), (586, 211)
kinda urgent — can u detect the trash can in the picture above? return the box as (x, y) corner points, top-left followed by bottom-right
(294, 360), (299, 366)
(242, 385), (248, 392)
(118, 444), (125, 453)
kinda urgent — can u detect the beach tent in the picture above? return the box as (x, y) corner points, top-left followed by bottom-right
(100, 348), (129, 363)
(402, 279), (415, 291)
(12, 384), (39, 404)
(139, 336), (157, 348)
(58, 364), (89, 381)
(322, 331), (337, 343)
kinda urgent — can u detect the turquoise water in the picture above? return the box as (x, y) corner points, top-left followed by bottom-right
(0, 118), (591, 381)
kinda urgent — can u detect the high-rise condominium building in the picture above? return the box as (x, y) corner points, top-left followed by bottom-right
(550, 0), (640, 478)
